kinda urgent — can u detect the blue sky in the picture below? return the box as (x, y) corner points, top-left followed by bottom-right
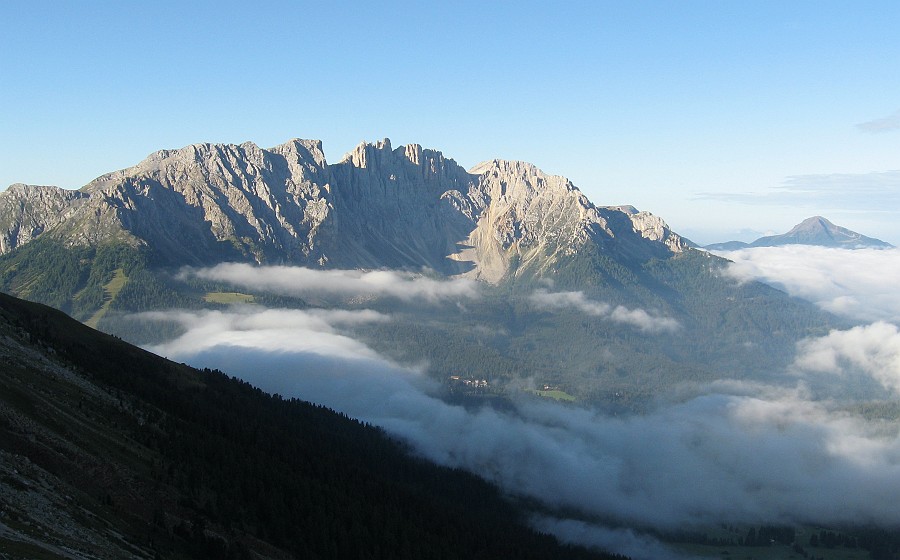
(2, 1), (900, 244)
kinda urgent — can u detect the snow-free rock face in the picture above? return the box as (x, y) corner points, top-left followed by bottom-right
(0, 184), (88, 254)
(78, 139), (334, 264)
(0, 138), (690, 280)
(611, 205), (694, 253)
(326, 139), (480, 272)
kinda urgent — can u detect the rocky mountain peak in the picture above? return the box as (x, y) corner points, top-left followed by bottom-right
(338, 139), (460, 178)
(609, 205), (693, 252)
(790, 216), (833, 233)
(340, 138), (394, 169)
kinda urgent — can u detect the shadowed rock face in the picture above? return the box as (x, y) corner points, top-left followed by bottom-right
(0, 138), (689, 281)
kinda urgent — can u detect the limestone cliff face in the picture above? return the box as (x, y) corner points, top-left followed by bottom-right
(77, 139), (333, 264)
(610, 205), (693, 253)
(450, 163), (691, 282)
(0, 184), (88, 254)
(0, 138), (690, 280)
(451, 160), (607, 281)
(326, 139), (479, 272)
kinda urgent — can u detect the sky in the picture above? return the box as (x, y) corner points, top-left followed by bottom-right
(2, 1), (900, 244)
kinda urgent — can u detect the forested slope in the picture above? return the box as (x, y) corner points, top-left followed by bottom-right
(0, 292), (622, 560)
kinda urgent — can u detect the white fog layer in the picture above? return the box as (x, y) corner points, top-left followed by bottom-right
(719, 246), (900, 323)
(142, 252), (900, 557)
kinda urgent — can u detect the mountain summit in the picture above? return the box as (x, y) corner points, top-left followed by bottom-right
(705, 216), (893, 250)
(753, 216), (893, 248)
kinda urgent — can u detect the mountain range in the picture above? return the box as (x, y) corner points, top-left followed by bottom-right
(0, 138), (688, 281)
(704, 216), (893, 250)
(0, 138), (843, 407)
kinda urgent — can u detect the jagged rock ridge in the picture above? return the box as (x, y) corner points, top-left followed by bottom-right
(0, 138), (690, 281)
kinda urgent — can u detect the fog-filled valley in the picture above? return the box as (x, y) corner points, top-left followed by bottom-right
(108, 246), (900, 559)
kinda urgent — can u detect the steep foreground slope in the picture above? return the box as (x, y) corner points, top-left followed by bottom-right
(0, 292), (620, 560)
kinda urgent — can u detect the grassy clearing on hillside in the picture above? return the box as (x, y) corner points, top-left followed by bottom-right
(529, 389), (577, 402)
(85, 268), (127, 329)
(203, 291), (255, 304)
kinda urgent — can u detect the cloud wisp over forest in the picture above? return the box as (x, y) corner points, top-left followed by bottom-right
(144, 254), (900, 559)
(528, 289), (680, 333)
(183, 263), (480, 303)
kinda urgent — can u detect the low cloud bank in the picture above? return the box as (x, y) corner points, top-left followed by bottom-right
(143, 249), (900, 557)
(529, 289), (680, 333)
(794, 321), (900, 394)
(140, 305), (900, 558)
(143, 307), (389, 360)
(183, 263), (480, 302)
(532, 517), (684, 560)
(718, 246), (900, 323)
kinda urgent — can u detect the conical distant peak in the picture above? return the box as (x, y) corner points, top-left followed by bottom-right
(739, 215), (892, 249)
(800, 215), (831, 228)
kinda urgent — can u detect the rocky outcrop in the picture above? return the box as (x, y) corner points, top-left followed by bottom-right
(452, 160), (606, 281)
(0, 184), (88, 253)
(0, 138), (691, 280)
(326, 139), (479, 272)
(611, 205), (694, 253)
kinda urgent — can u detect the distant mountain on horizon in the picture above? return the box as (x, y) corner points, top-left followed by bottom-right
(705, 216), (893, 250)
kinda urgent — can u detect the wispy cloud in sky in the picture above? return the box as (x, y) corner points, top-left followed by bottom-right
(794, 322), (900, 394)
(143, 307), (390, 359)
(696, 170), (900, 211)
(857, 109), (900, 133)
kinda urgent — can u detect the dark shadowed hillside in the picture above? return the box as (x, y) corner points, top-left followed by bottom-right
(0, 291), (623, 560)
